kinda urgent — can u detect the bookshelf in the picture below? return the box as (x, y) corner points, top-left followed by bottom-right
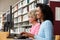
(12, 0), (36, 34)
(2, 0), (48, 34)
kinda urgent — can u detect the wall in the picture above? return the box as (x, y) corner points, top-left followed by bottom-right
(0, 0), (19, 12)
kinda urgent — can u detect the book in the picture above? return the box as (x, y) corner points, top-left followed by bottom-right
(14, 12), (18, 17)
(37, 0), (45, 4)
(23, 14), (28, 21)
(23, 7), (27, 14)
(18, 9), (22, 15)
(14, 24), (18, 28)
(29, 3), (35, 11)
(19, 28), (25, 33)
(23, 0), (27, 6)
(18, 16), (21, 22)
(18, 2), (23, 9)
(14, 18), (18, 23)
(29, 0), (35, 3)
(14, 27), (25, 34)
(13, 5), (18, 12)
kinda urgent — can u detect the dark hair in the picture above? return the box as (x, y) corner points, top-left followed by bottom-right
(36, 3), (54, 24)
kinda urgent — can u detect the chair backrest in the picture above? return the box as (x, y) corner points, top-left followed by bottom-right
(55, 35), (60, 40)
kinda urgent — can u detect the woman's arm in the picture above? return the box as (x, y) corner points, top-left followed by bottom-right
(34, 20), (53, 40)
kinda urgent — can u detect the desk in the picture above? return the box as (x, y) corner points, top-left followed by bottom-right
(7, 38), (33, 40)
(7, 38), (13, 40)
(0, 32), (9, 40)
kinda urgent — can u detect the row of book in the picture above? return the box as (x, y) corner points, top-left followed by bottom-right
(13, 0), (36, 33)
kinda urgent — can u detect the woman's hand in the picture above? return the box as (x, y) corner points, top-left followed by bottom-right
(20, 32), (28, 35)
(20, 32), (34, 38)
(27, 33), (34, 38)
(22, 34), (28, 37)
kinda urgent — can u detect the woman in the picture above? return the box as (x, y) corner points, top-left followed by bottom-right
(21, 10), (40, 38)
(28, 10), (40, 35)
(21, 3), (54, 40)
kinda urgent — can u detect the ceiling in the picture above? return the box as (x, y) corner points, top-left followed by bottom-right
(0, 0), (19, 13)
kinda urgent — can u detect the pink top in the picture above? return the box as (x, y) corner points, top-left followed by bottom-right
(30, 23), (40, 35)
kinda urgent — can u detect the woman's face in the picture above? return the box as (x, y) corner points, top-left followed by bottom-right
(28, 16), (36, 23)
(36, 7), (43, 19)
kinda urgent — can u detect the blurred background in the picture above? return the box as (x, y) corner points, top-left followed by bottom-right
(0, 0), (60, 40)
